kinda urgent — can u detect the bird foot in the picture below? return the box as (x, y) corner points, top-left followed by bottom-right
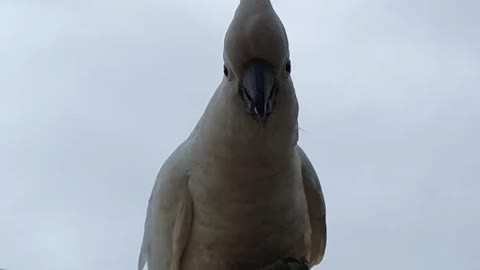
(260, 257), (310, 270)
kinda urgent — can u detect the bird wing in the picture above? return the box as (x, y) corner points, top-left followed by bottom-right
(297, 145), (327, 265)
(139, 142), (193, 270)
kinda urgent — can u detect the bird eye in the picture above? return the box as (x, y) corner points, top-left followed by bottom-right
(223, 65), (229, 77)
(285, 60), (291, 74)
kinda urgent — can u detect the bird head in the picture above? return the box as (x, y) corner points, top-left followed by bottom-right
(222, 0), (293, 122)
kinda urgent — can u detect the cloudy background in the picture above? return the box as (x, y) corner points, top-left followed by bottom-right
(1, 0), (479, 269)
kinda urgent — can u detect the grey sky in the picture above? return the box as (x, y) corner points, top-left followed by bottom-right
(0, 0), (479, 270)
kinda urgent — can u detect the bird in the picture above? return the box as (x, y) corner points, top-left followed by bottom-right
(138, 1), (326, 270)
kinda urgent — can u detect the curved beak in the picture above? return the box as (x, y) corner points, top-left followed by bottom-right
(240, 60), (277, 120)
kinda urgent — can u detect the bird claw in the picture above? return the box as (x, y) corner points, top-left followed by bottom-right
(261, 257), (310, 270)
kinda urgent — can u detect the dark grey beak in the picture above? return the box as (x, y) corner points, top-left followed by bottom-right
(240, 60), (277, 120)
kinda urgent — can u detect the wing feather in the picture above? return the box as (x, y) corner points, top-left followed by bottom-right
(138, 142), (193, 270)
(297, 146), (327, 265)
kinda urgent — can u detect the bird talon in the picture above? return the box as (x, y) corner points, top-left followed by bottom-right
(262, 257), (310, 270)
(282, 257), (300, 263)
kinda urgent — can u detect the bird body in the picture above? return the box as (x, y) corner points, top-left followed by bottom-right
(138, 1), (326, 270)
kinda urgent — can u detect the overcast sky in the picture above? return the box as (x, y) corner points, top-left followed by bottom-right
(1, 0), (479, 270)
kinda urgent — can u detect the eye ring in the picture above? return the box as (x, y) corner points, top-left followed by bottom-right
(285, 60), (291, 74)
(223, 65), (229, 77)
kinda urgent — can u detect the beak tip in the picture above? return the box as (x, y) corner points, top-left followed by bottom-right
(253, 105), (270, 121)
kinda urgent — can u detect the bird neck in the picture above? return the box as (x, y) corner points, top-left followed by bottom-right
(192, 80), (299, 162)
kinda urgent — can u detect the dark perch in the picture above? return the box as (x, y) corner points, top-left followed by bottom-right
(260, 258), (310, 270)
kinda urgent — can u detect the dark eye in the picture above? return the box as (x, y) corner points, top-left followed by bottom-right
(285, 60), (291, 73)
(223, 65), (229, 77)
